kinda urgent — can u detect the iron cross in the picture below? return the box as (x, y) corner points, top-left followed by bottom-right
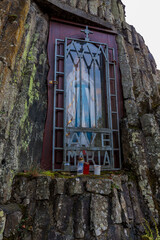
(81, 26), (93, 41)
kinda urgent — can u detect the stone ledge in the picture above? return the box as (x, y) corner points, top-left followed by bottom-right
(34, 0), (115, 31)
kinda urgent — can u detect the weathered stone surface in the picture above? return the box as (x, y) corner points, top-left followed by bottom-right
(156, 70), (160, 91)
(0, 209), (6, 240)
(0, 175), (155, 239)
(77, 0), (88, 12)
(23, 232), (32, 240)
(74, 195), (90, 239)
(129, 183), (144, 225)
(0, 169), (15, 204)
(88, 0), (99, 16)
(111, 0), (124, 28)
(122, 22), (133, 44)
(116, 35), (134, 100)
(48, 228), (71, 240)
(107, 224), (132, 240)
(74, 197), (85, 238)
(90, 194), (108, 237)
(68, 0), (77, 8)
(111, 188), (122, 224)
(67, 178), (84, 195)
(86, 179), (112, 195)
(0, 1), (48, 203)
(32, 201), (50, 240)
(141, 114), (158, 137)
(0, 204), (22, 238)
(36, 176), (51, 200)
(131, 26), (140, 50)
(53, 178), (66, 195)
(122, 182), (134, 221)
(11, 176), (37, 205)
(124, 99), (139, 126)
(53, 195), (74, 234)
(0, 0), (160, 239)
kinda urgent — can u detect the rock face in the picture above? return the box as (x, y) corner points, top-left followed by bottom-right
(0, 0), (160, 239)
(0, 0), (48, 202)
(0, 175), (149, 240)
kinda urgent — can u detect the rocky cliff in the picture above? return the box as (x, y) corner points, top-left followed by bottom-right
(0, 174), (151, 240)
(0, 0), (160, 239)
(0, 0), (48, 202)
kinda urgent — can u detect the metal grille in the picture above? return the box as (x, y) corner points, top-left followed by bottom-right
(53, 27), (121, 171)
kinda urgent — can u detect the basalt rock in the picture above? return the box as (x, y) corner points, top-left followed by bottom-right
(0, 0), (160, 239)
(0, 175), (150, 240)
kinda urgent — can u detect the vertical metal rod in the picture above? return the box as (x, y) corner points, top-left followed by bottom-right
(88, 66), (91, 127)
(113, 48), (121, 169)
(105, 46), (114, 168)
(75, 63), (77, 129)
(93, 60), (97, 127)
(63, 38), (67, 165)
(98, 151), (101, 165)
(52, 39), (58, 171)
(80, 56), (82, 127)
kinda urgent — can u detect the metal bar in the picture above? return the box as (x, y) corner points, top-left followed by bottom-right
(108, 47), (114, 51)
(63, 38), (68, 166)
(56, 39), (65, 42)
(66, 40), (74, 57)
(101, 132), (104, 147)
(105, 46), (114, 168)
(88, 65), (91, 127)
(67, 166), (121, 172)
(112, 111), (117, 114)
(52, 36), (121, 171)
(66, 147), (112, 151)
(52, 39), (58, 171)
(68, 48), (104, 57)
(113, 48), (121, 169)
(56, 72), (64, 75)
(52, 168), (63, 172)
(98, 151), (101, 165)
(75, 60), (78, 128)
(55, 107), (64, 111)
(93, 60), (97, 127)
(57, 55), (64, 58)
(56, 89), (64, 92)
(66, 127), (112, 133)
(80, 56), (82, 127)
(67, 37), (108, 47)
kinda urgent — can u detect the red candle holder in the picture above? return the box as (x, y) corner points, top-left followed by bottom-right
(83, 162), (89, 175)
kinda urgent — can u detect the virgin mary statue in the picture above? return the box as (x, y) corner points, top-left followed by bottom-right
(66, 58), (95, 146)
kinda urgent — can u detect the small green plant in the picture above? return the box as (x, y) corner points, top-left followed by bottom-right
(142, 218), (160, 240)
(19, 162), (42, 177)
(111, 182), (120, 190)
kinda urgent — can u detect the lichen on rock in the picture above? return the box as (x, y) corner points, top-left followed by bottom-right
(0, 0), (160, 239)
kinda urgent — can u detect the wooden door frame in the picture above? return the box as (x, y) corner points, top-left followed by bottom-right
(41, 19), (123, 170)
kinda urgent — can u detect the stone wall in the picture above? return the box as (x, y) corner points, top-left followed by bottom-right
(0, 0), (160, 238)
(0, 174), (149, 240)
(0, 1), (48, 202)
